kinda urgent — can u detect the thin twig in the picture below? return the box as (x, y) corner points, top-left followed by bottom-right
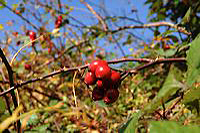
(111, 22), (191, 35)
(10, 35), (44, 66)
(131, 57), (186, 72)
(72, 71), (78, 109)
(81, 0), (108, 31)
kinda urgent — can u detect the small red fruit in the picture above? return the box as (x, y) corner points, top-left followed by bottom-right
(97, 80), (103, 88)
(92, 87), (104, 101)
(29, 31), (36, 46)
(111, 70), (121, 84)
(24, 64), (31, 70)
(164, 44), (170, 50)
(103, 89), (119, 104)
(55, 20), (62, 28)
(89, 60), (108, 73)
(84, 72), (96, 85)
(95, 65), (111, 79)
(57, 15), (63, 21)
(15, 10), (21, 15)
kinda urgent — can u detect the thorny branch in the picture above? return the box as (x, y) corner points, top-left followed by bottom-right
(0, 57), (186, 97)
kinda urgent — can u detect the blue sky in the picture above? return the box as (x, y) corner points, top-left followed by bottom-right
(0, 0), (152, 58)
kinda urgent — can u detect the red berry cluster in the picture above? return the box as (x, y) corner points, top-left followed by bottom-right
(28, 31), (36, 47)
(84, 60), (121, 104)
(55, 15), (62, 28)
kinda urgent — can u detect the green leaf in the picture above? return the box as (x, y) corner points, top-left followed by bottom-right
(97, 100), (111, 107)
(27, 115), (39, 126)
(183, 87), (200, 104)
(31, 124), (49, 132)
(186, 34), (200, 86)
(156, 49), (176, 57)
(149, 121), (200, 133)
(123, 111), (142, 133)
(144, 67), (183, 113)
(181, 7), (192, 24)
(0, 0), (6, 9)
(49, 100), (58, 106)
(0, 97), (6, 113)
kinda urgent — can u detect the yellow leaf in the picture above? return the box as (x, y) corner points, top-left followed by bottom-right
(0, 24), (4, 30)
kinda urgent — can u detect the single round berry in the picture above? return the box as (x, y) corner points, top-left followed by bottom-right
(111, 70), (121, 84)
(95, 65), (111, 79)
(55, 20), (62, 28)
(84, 72), (96, 85)
(164, 45), (170, 50)
(29, 31), (36, 39)
(29, 31), (36, 46)
(57, 15), (63, 21)
(89, 60), (108, 73)
(97, 80), (103, 88)
(103, 89), (119, 104)
(24, 64), (31, 70)
(92, 87), (104, 101)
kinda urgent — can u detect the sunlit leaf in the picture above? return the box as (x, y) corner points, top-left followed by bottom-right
(0, 0), (6, 9)
(181, 7), (192, 24)
(0, 24), (4, 30)
(122, 111), (142, 133)
(186, 33), (200, 86)
(149, 121), (200, 133)
(183, 87), (200, 104)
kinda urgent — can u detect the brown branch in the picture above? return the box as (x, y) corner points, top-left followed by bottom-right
(0, 57), (186, 97)
(0, 48), (21, 132)
(111, 22), (191, 35)
(107, 57), (152, 64)
(0, 80), (9, 84)
(131, 57), (186, 73)
(81, 0), (108, 31)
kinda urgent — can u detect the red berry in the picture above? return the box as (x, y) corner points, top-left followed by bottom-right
(15, 10), (21, 15)
(84, 72), (96, 85)
(48, 47), (51, 54)
(97, 80), (103, 88)
(57, 15), (63, 21)
(55, 20), (62, 28)
(95, 65), (111, 79)
(24, 64), (31, 70)
(92, 87), (104, 101)
(89, 60), (108, 73)
(164, 45), (170, 50)
(111, 70), (121, 84)
(29, 31), (36, 46)
(29, 31), (36, 39)
(103, 89), (119, 104)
